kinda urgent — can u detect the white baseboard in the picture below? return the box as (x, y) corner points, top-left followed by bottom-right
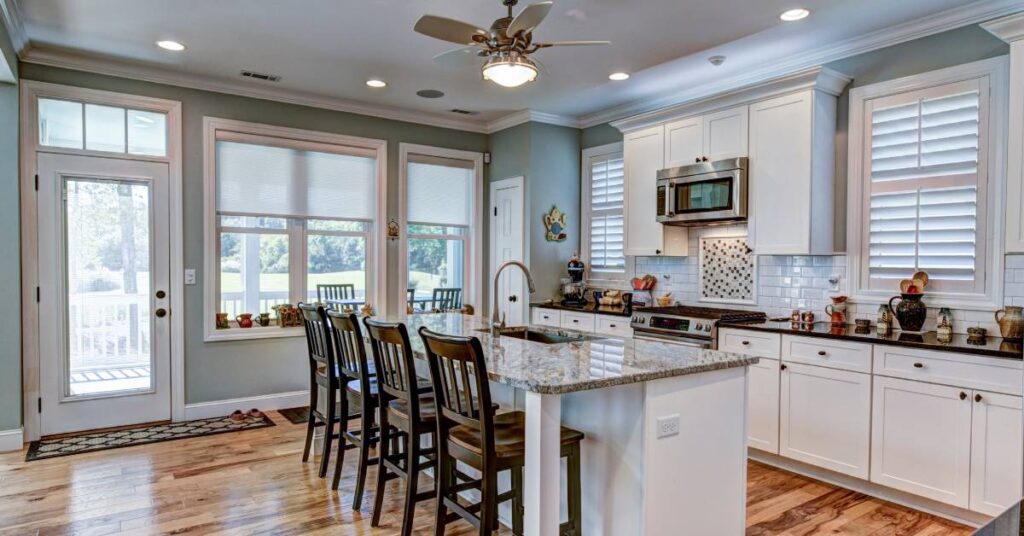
(183, 391), (309, 421)
(0, 428), (24, 453)
(749, 449), (991, 528)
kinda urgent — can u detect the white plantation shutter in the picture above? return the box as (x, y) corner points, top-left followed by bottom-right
(588, 153), (625, 272)
(864, 78), (987, 293)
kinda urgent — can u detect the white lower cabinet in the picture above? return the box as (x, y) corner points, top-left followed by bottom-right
(969, 390), (1024, 515)
(870, 376), (973, 508)
(780, 362), (871, 479)
(530, 307), (631, 338)
(747, 357), (780, 454)
(531, 308), (560, 328)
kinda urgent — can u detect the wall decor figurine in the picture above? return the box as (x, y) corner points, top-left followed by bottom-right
(387, 219), (400, 241)
(543, 205), (568, 242)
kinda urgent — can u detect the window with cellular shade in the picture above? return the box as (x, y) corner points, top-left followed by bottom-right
(588, 154), (625, 272)
(406, 155), (474, 226)
(865, 80), (986, 293)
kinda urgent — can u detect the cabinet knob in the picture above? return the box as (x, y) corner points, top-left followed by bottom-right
(741, 341), (750, 346)
(975, 393), (983, 403)
(780, 364), (788, 371)
(610, 324), (617, 328)
(817, 350), (827, 356)
(913, 362), (923, 368)
(959, 391), (967, 400)
(695, 157), (701, 163)
(655, 249), (662, 255)
(701, 156), (709, 162)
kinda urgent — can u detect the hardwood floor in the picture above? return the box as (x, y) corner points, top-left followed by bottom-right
(0, 411), (973, 535)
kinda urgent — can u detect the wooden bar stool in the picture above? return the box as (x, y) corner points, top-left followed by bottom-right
(325, 310), (380, 508)
(418, 327), (585, 536)
(298, 303), (356, 479)
(363, 318), (439, 536)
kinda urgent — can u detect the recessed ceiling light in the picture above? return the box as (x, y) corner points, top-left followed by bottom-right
(416, 89), (446, 99)
(609, 72), (630, 81)
(156, 40), (186, 52)
(779, 8), (810, 21)
(365, 79), (387, 88)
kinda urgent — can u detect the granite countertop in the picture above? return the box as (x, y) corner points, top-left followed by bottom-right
(722, 320), (1023, 360)
(530, 301), (632, 317)
(405, 313), (757, 395)
(974, 500), (1022, 535)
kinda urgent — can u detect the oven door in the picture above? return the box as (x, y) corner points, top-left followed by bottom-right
(633, 330), (711, 349)
(657, 169), (747, 225)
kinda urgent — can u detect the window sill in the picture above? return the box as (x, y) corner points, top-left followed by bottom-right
(204, 326), (304, 343)
(849, 291), (1004, 313)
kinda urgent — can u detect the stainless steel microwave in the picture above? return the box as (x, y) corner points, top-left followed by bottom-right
(656, 157), (748, 226)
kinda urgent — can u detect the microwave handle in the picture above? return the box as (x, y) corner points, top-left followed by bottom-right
(665, 182), (676, 217)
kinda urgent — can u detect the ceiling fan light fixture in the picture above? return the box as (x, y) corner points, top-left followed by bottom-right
(482, 53), (539, 88)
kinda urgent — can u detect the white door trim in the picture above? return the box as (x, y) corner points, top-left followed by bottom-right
(489, 176), (527, 324)
(19, 80), (184, 441)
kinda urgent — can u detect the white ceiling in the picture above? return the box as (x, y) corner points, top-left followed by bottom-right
(11, 0), (1019, 128)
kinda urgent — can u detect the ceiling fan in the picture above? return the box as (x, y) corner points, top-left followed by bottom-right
(414, 0), (610, 88)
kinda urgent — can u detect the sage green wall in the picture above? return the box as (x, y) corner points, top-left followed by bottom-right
(0, 60), (18, 430)
(580, 123), (622, 149)
(20, 63), (488, 404)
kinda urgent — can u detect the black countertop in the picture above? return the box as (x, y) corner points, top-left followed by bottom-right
(974, 500), (1023, 535)
(531, 301), (632, 318)
(721, 320), (1023, 360)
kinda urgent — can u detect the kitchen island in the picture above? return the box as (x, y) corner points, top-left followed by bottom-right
(404, 313), (758, 536)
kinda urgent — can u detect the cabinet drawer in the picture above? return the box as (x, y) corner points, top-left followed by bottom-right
(531, 308), (561, 328)
(873, 346), (1023, 396)
(595, 315), (632, 338)
(560, 311), (596, 332)
(718, 329), (780, 358)
(783, 335), (872, 373)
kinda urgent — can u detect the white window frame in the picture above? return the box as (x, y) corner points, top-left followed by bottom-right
(398, 143), (484, 318)
(202, 117), (387, 341)
(581, 142), (627, 284)
(846, 57), (1008, 310)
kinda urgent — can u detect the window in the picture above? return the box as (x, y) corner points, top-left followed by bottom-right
(848, 59), (1006, 306)
(38, 98), (168, 156)
(205, 119), (384, 339)
(582, 143), (626, 277)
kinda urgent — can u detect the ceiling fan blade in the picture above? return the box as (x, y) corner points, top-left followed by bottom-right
(414, 15), (489, 45)
(535, 40), (611, 48)
(507, 1), (554, 37)
(434, 46), (488, 68)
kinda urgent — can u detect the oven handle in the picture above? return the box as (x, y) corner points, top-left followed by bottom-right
(633, 331), (710, 349)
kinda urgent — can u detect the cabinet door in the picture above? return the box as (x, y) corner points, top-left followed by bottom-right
(748, 357), (780, 453)
(703, 105), (748, 161)
(870, 376), (972, 508)
(664, 117), (703, 168)
(748, 91), (812, 254)
(780, 363), (871, 478)
(624, 126), (666, 256)
(970, 390), (1024, 515)
(531, 307), (561, 328)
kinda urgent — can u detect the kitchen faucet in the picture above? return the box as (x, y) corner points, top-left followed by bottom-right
(491, 260), (537, 335)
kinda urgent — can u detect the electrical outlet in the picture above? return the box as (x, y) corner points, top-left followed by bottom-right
(656, 414), (680, 439)
(828, 274), (841, 292)
(184, 269), (197, 285)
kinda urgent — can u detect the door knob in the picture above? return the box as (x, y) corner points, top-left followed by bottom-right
(155, 308), (167, 318)
(508, 295), (518, 303)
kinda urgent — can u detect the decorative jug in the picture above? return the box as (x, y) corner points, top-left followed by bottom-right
(995, 306), (1024, 341)
(825, 295), (848, 324)
(236, 313), (254, 328)
(888, 293), (927, 333)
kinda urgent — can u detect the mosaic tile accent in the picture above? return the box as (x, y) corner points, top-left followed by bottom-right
(25, 414), (275, 461)
(700, 236), (756, 304)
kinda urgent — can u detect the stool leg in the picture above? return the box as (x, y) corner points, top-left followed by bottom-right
(434, 448), (451, 536)
(301, 402), (316, 463)
(567, 442), (582, 536)
(511, 466), (524, 536)
(479, 468), (497, 536)
(331, 393), (350, 490)
(319, 391), (335, 478)
(370, 419), (390, 527)
(352, 400), (374, 510)
(399, 431), (421, 536)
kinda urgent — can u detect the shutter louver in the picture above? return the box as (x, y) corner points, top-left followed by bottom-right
(866, 85), (983, 292)
(589, 155), (625, 271)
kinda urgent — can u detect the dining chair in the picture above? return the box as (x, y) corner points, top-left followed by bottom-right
(431, 287), (463, 311)
(318, 284), (356, 308)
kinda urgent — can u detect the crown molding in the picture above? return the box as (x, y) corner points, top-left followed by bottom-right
(484, 110), (581, 133)
(0, 0), (27, 53)
(983, 12), (1024, 42)
(20, 46), (494, 134)
(610, 66), (850, 133)
(582, 0), (1024, 128)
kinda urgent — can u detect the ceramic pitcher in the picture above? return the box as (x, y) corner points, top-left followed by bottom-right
(995, 306), (1024, 341)
(889, 293), (927, 333)
(825, 296), (849, 324)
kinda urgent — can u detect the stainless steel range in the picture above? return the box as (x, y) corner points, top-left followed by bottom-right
(630, 306), (767, 349)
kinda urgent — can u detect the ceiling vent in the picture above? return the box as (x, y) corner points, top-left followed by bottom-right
(450, 109), (479, 116)
(240, 70), (282, 82)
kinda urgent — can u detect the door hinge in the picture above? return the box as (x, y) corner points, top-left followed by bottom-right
(493, 206), (497, 216)
(36, 287), (40, 302)
(34, 174), (38, 191)
(38, 397), (41, 413)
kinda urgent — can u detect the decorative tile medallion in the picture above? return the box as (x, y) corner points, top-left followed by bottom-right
(700, 236), (756, 304)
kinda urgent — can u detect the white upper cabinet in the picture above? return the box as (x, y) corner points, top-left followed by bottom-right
(663, 105), (748, 168)
(748, 89), (837, 255)
(623, 126), (688, 256)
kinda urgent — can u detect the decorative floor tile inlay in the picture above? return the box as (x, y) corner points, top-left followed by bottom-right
(25, 414), (275, 461)
(700, 236), (756, 304)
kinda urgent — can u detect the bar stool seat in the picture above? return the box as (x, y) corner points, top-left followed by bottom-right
(388, 394), (439, 423)
(347, 377), (431, 397)
(450, 411), (584, 459)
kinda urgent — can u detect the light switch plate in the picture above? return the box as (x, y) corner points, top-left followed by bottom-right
(184, 269), (197, 285)
(656, 414), (680, 439)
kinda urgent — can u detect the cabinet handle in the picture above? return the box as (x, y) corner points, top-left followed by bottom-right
(780, 364), (788, 371)
(695, 157), (701, 163)
(701, 156), (709, 162)
(655, 249), (662, 255)
(609, 324), (617, 328)
(817, 350), (827, 356)
(913, 362), (923, 368)
(959, 391), (967, 400)
(975, 393), (983, 403)
(741, 341), (750, 346)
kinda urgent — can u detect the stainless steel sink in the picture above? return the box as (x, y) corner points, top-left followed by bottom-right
(475, 326), (601, 344)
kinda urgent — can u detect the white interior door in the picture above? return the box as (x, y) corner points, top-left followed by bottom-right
(490, 177), (526, 326)
(37, 153), (171, 435)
